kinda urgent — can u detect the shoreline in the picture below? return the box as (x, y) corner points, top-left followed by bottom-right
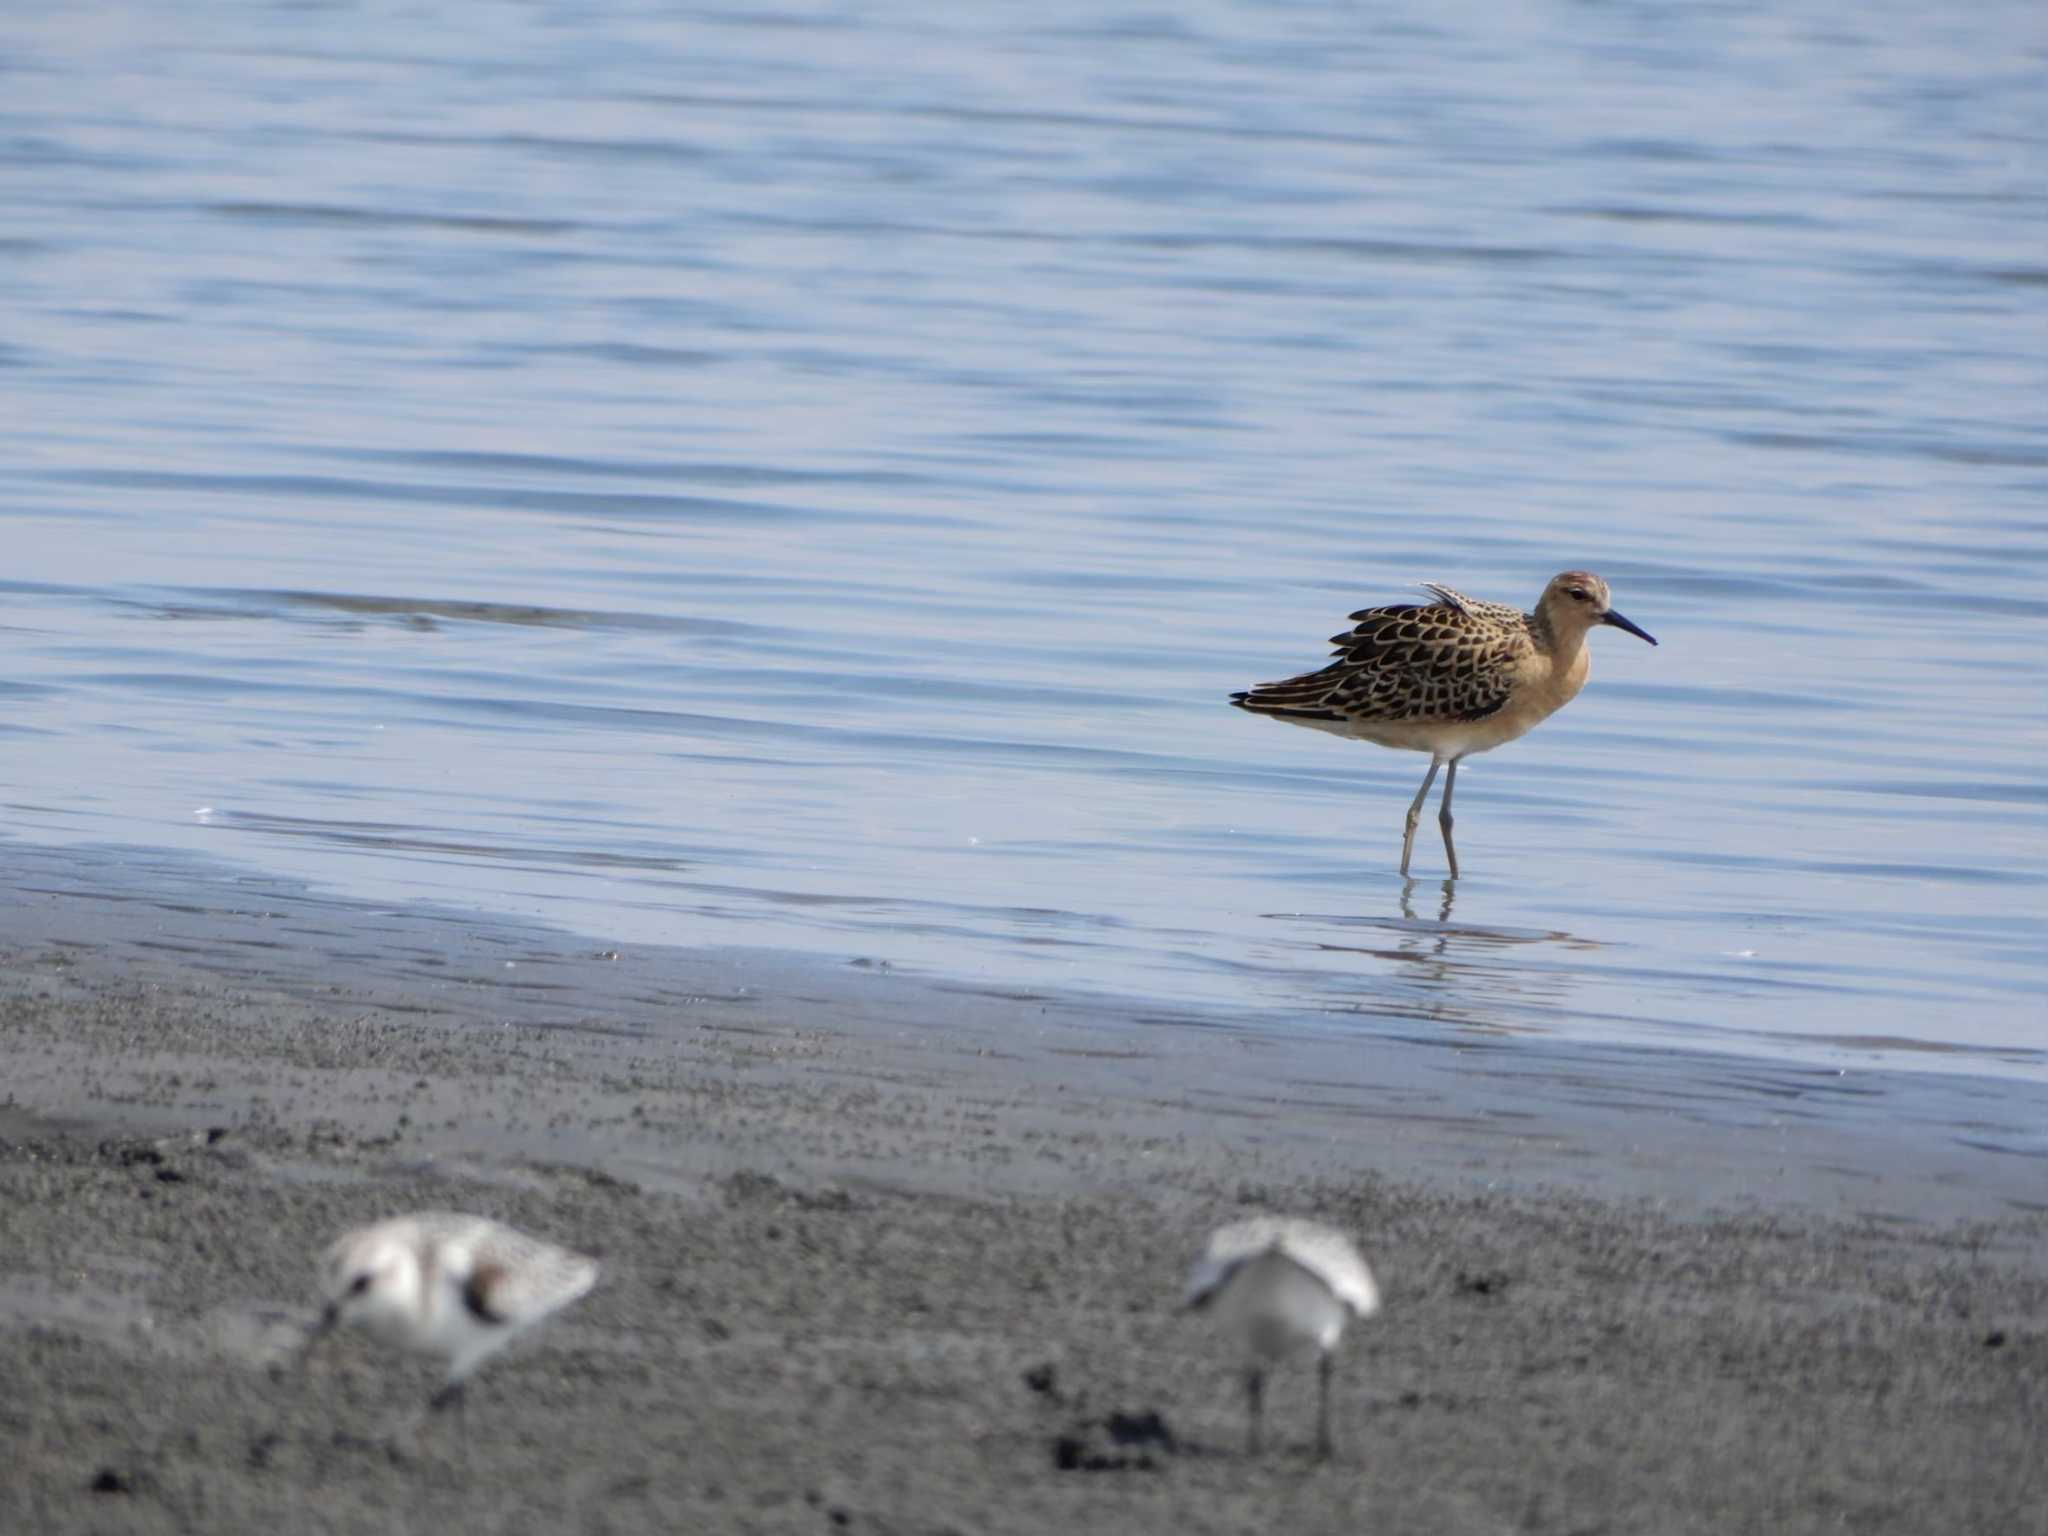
(3, 841), (2045, 1532)
(4, 838), (2045, 1220)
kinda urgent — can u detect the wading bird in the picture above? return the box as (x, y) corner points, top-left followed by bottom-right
(1231, 571), (1656, 876)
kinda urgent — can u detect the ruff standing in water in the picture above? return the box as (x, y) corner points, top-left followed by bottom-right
(1231, 571), (1656, 877)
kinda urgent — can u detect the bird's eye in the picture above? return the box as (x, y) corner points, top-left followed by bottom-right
(1568, 587), (1589, 601)
(348, 1274), (372, 1296)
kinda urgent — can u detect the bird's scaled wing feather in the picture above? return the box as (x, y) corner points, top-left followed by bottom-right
(1238, 602), (1521, 724)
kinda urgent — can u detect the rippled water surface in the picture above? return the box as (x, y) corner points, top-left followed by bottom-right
(6, 1), (2045, 1082)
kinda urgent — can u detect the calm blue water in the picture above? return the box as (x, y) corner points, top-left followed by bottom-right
(5, 1), (2044, 1081)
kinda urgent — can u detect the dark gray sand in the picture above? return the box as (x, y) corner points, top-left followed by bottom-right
(2, 849), (2044, 1534)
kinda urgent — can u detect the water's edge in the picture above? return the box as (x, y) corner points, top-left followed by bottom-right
(5, 836), (2041, 1223)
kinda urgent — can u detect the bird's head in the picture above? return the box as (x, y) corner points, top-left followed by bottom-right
(1539, 570), (1656, 646)
(302, 1226), (424, 1358)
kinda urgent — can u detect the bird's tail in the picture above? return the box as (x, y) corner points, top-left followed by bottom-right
(1229, 675), (1342, 722)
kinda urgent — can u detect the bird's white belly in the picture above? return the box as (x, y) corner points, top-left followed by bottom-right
(1218, 1253), (1350, 1360)
(1278, 711), (1536, 760)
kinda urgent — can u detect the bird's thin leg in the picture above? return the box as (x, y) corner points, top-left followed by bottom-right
(1400, 759), (1443, 876)
(408, 1377), (472, 1467)
(1245, 1367), (1266, 1457)
(390, 1377), (465, 1453)
(445, 1379), (472, 1467)
(1438, 759), (1460, 880)
(1316, 1352), (1335, 1461)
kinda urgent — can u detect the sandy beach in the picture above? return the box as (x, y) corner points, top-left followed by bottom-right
(2, 848), (2044, 1535)
(10, 0), (2048, 1528)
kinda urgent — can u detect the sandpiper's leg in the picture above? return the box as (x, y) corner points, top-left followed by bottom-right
(387, 1377), (465, 1460)
(1438, 759), (1460, 880)
(1400, 759), (1443, 876)
(1316, 1352), (1334, 1460)
(423, 1377), (473, 1466)
(1245, 1366), (1266, 1456)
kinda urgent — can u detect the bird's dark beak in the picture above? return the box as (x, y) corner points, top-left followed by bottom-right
(1601, 609), (1657, 646)
(298, 1304), (339, 1369)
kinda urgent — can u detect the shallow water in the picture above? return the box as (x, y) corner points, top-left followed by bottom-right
(5, 1), (2045, 1083)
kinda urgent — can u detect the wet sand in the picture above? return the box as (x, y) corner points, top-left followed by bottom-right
(2, 847), (2044, 1534)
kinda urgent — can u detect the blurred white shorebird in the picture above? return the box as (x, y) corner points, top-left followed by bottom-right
(302, 1212), (599, 1420)
(1231, 571), (1657, 877)
(1185, 1215), (1381, 1458)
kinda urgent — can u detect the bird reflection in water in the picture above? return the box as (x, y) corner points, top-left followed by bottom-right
(1266, 881), (1599, 1032)
(1399, 876), (1457, 927)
